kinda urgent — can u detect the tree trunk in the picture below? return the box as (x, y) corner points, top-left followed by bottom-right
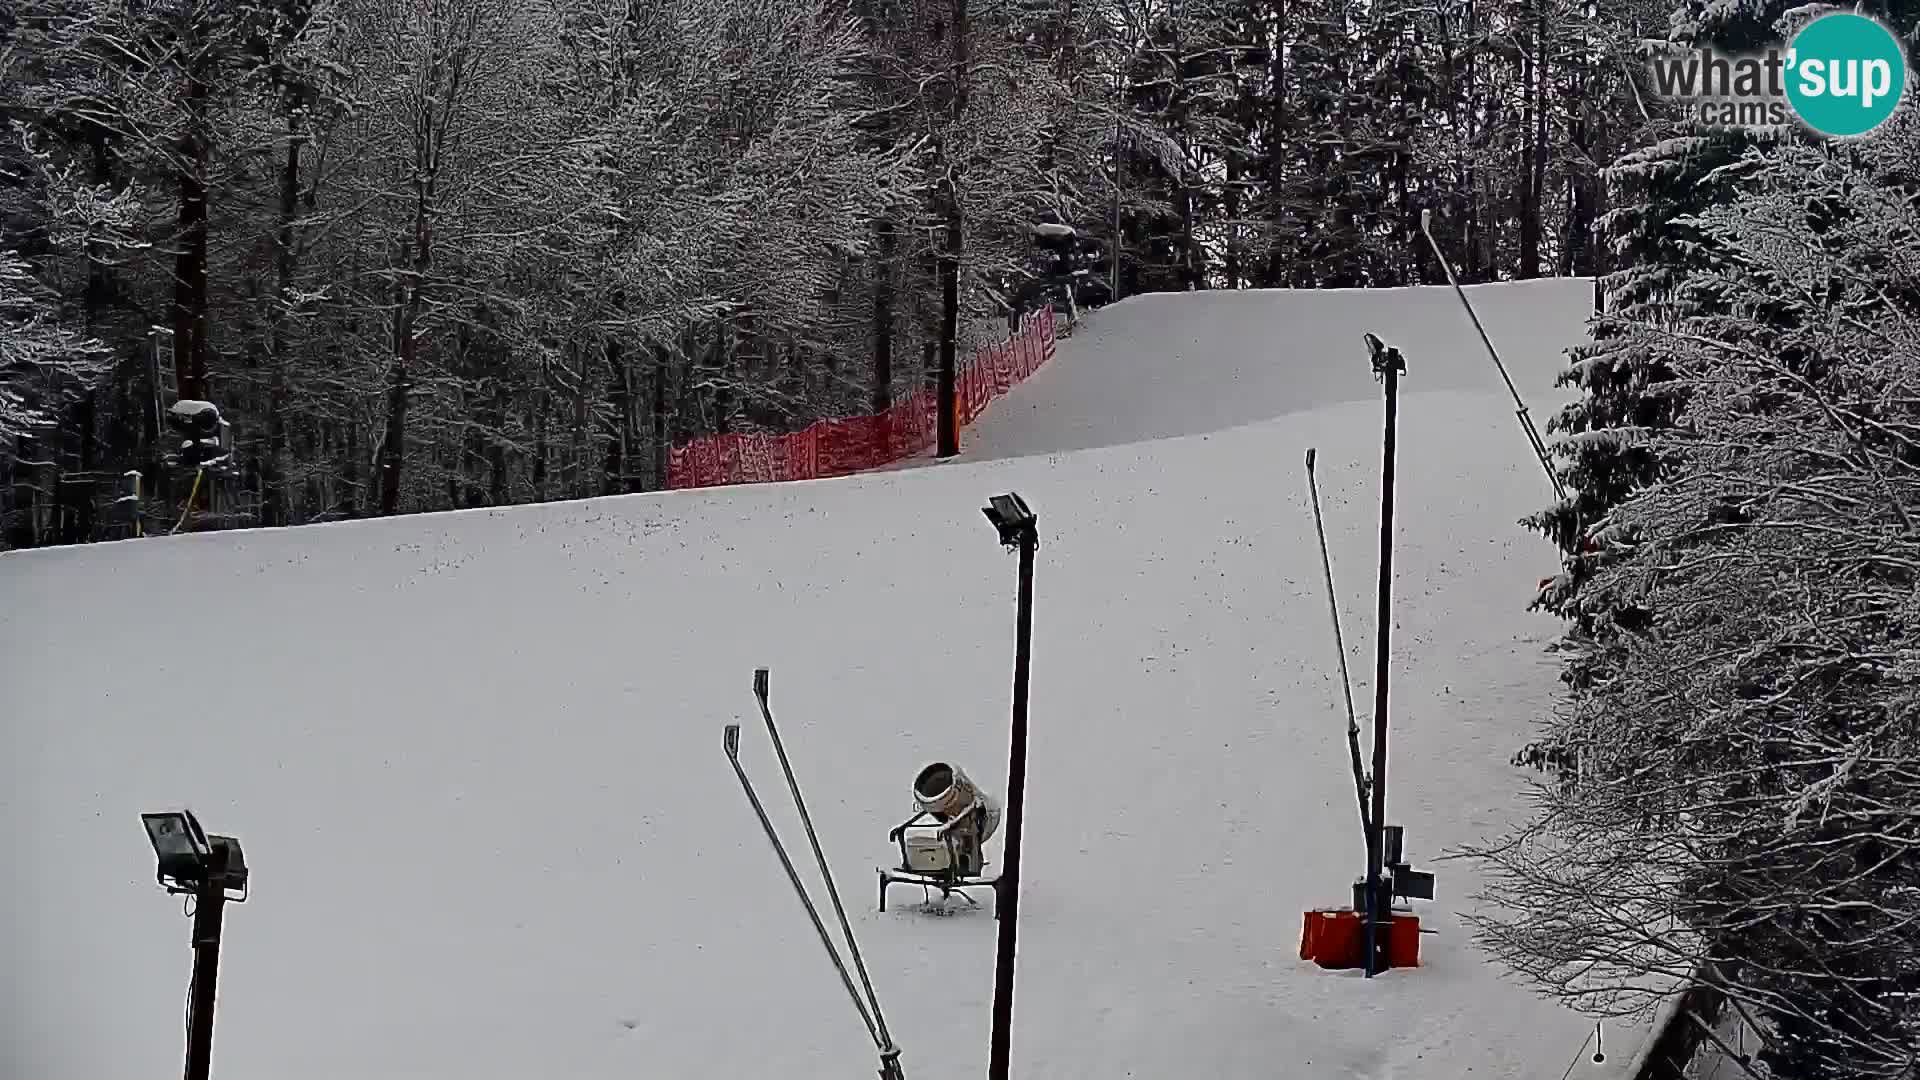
(604, 336), (629, 496)
(342, 421), (363, 519)
(1264, 0), (1289, 288)
(571, 341), (592, 497)
(1224, 151), (1243, 288)
(173, 39), (212, 402)
(1561, 62), (1598, 278)
(872, 218), (896, 414)
(378, 353), (410, 515)
(937, 192), (962, 457)
(532, 361), (550, 502)
(264, 109), (302, 527)
(712, 323), (733, 436)
(1518, 2), (1546, 279)
(1463, 0), (1482, 283)
(488, 366), (509, 505)
(651, 342), (669, 489)
(934, 0), (968, 459)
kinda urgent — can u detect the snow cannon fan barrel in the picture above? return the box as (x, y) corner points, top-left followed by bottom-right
(913, 762), (999, 837)
(903, 762), (1001, 876)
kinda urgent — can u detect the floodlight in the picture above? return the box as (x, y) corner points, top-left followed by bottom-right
(981, 493), (1036, 548)
(141, 810), (247, 898)
(1363, 333), (1405, 379)
(141, 809), (248, 1080)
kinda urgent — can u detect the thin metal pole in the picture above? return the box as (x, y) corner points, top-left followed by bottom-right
(1305, 448), (1371, 842)
(722, 726), (881, 1047)
(1418, 211), (1563, 500)
(1109, 72), (1122, 302)
(1364, 340), (1403, 978)
(751, 669), (901, 1071)
(987, 522), (1037, 1080)
(183, 882), (225, 1080)
(149, 332), (165, 438)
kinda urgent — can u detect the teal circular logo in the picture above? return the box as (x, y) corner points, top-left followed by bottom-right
(1786, 13), (1907, 137)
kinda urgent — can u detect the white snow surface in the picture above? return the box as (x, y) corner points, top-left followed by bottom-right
(1, 277), (1641, 1080)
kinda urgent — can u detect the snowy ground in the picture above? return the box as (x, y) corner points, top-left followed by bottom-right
(2, 277), (1639, 1079)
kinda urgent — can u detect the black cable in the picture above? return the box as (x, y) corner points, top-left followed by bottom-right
(180, 896), (196, 1066)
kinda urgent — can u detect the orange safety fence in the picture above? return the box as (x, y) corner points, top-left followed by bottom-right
(667, 307), (1058, 490)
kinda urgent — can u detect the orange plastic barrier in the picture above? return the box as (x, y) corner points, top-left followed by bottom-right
(667, 308), (1057, 490)
(1300, 909), (1422, 969)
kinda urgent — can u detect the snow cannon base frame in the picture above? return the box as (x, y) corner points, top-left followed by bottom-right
(878, 807), (998, 912)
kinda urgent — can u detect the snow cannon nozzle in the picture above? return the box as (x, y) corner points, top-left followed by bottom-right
(723, 724), (742, 760)
(1420, 208), (1433, 237)
(1306, 447), (1317, 470)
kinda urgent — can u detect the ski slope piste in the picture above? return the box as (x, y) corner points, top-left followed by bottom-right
(1, 277), (1644, 1080)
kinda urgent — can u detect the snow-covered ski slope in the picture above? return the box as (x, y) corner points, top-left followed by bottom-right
(2, 277), (1635, 1080)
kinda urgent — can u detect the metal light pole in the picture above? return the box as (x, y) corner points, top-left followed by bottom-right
(1362, 334), (1404, 978)
(141, 811), (248, 1080)
(982, 492), (1037, 1080)
(184, 877), (227, 1080)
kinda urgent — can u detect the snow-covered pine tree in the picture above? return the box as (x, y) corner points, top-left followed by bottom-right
(1526, 0), (1916, 700)
(1475, 97), (1920, 1080)
(1523, 0), (1790, 649)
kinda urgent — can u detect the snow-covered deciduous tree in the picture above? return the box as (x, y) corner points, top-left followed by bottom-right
(1, 0), (1730, 542)
(0, 117), (145, 458)
(0, 250), (110, 450)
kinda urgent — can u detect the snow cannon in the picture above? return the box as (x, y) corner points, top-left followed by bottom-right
(167, 399), (235, 472)
(879, 762), (1001, 912)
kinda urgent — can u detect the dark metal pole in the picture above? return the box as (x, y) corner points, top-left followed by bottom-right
(987, 517), (1037, 1080)
(1363, 335), (1405, 978)
(183, 879), (226, 1080)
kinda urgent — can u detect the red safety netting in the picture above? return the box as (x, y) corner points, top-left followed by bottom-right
(667, 306), (1057, 490)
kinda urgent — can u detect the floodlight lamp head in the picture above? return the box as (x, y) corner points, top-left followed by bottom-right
(142, 811), (247, 897)
(981, 492), (1037, 548)
(1363, 333), (1406, 380)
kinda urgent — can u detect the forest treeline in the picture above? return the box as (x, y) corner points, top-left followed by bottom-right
(4, 0), (1640, 540)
